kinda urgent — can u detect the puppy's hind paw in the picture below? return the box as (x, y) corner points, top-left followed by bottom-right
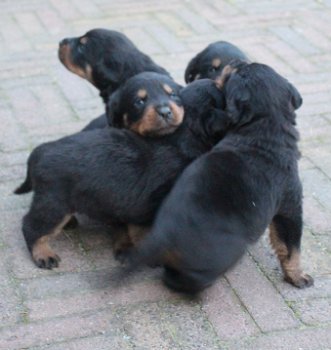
(114, 249), (132, 265)
(285, 273), (314, 289)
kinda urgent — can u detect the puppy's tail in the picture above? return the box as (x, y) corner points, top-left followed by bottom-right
(14, 167), (32, 194)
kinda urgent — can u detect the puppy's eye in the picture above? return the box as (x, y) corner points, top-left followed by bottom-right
(209, 67), (218, 73)
(134, 98), (145, 107)
(77, 44), (86, 54)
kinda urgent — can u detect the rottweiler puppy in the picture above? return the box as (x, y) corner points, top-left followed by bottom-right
(59, 28), (172, 131)
(59, 28), (171, 102)
(126, 61), (314, 294)
(184, 41), (249, 83)
(15, 73), (228, 269)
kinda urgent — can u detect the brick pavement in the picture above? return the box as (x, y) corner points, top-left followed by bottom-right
(0, 0), (331, 349)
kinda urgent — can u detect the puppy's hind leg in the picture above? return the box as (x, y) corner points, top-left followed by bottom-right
(22, 193), (72, 269)
(269, 212), (314, 288)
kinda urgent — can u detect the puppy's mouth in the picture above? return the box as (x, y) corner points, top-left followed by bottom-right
(58, 43), (94, 84)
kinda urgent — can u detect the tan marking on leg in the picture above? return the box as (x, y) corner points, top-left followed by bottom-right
(32, 214), (72, 268)
(269, 223), (313, 288)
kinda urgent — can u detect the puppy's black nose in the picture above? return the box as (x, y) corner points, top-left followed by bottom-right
(59, 38), (70, 46)
(157, 106), (173, 120)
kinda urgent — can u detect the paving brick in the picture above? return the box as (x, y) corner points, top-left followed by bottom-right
(36, 8), (66, 35)
(229, 325), (331, 350)
(15, 12), (46, 38)
(0, 107), (30, 152)
(0, 308), (127, 350)
(303, 195), (331, 235)
(146, 24), (187, 53)
(0, 259), (24, 327)
(53, 65), (98, 104)
(31, 334), (132, 350)
(294, 22), (331, 51)
(245, 43), (294, 76)
(122, 27), (165, 55)
(265, 37), (317, 73)
(26, 280), (177, 321)
(202, 278), (260, 340)
(156, 12), (193, 38)
(19, 267), (160, 301)
(71, 0), (102, 18)
(176, 7), (216, 35)
(225, 254), (299, 332)
(118, 301), (221, 349)
(49, 0), (80, 21)
(292, 297), (331, 325)
(270, 26), (319, 56)
(0, 17), (32, 53)
(301, 167), (331, 211)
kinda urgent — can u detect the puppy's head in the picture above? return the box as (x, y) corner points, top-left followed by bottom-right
(107, 73), (184, 137)
(58, 28), (168, 100)
(184, 41), (249, 83)
(216, 60), (303, 126)
(180, 79), (228, 142)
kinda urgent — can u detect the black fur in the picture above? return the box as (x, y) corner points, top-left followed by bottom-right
(15, 74), (228, 268)
(127, 61), (313, 294)
(184, 41), (249, 83)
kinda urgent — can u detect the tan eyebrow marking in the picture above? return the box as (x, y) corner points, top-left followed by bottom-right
(212, 58), (222, 68)
(80, 37), (88, 44)
(137, 89), (147, 99)
(163, 84), (173, 94)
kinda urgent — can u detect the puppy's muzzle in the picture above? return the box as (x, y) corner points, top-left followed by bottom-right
(157, 106), (173, 120)
(59, 38), (70, 47)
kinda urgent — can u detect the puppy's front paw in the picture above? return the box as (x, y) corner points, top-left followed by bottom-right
(32, 243), (61, 269)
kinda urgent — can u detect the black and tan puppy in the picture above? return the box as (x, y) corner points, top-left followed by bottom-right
(127, 61), (314, 294)
(184, 41), (249, 83)
(59, 28), (172, 131)
(59, 28), (171, 102)
(15, 73), (228, 269)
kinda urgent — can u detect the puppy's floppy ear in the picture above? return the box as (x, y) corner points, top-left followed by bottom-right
(226, 79), (252, 126)
(288, 82), (303, 111)
(184, 54), (199, 83)
(106, 89), (123, 127)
